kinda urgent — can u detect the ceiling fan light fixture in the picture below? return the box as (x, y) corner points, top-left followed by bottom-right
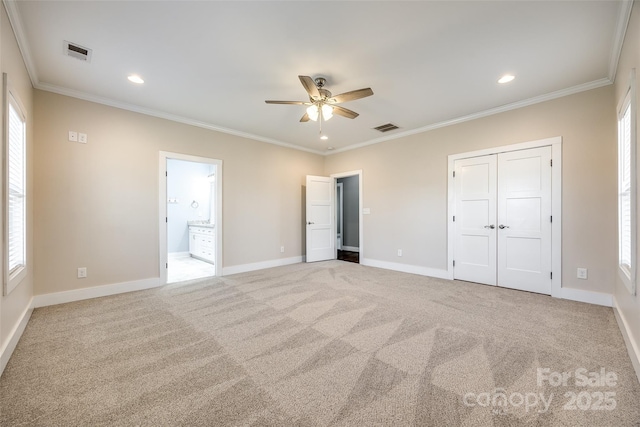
(321, 104), (333, 120)
(306, 105), (319, 121)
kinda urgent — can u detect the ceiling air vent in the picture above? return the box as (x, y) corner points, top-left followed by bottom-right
(64, 41), (92, 62)
(374, 123), (399, 133)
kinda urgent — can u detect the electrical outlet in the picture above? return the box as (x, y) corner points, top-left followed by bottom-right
(280, 246), (285, 253)
(68, 131), (78, 142)
(77, 267), (87, 278)
(397, 249), (402, 257)
(78, 133), (87, 143)
(577, 268), (588, 280)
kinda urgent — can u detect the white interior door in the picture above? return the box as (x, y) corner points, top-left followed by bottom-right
(453, 155), (497, 285)
(336, 182), (343, 250)
(497, 147), (552, 294)
(306, 175), (335, 262)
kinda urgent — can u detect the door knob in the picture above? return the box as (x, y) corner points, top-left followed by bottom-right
(307, 221), (314, 225)
(499, 224), (509, 229)
(484, 225), (495, 229)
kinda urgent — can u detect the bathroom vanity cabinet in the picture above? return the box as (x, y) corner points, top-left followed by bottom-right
(188, 225), (215, 264)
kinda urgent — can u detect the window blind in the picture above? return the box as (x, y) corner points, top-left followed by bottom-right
(8, 98), (25, 274)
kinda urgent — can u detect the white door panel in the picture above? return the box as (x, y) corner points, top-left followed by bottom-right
(454, 155), (497, 285)
(306, 175), (335, 262)
(453, 146), (553, 295)
(497, 147), (552, 294)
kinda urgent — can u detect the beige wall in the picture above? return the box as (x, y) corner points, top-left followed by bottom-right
(0, 4), (34, 357)
(325, 85), (616, 294)
(33, 91), (323, 294)
(614, 1), (640, 375)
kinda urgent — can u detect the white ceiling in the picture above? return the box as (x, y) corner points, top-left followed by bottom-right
(7, 1), (631, 154)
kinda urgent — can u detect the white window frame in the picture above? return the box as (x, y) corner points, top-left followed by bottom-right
(3, 74), (27, 295)
(617, 70), (637, 296)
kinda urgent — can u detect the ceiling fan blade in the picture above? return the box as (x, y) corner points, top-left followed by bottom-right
(330, 88), (374, 104)
(299, 75), (320, 100)
(300, 112), (310, 122)
(331, 105), (359, 119)
(265, 100), (307, 105)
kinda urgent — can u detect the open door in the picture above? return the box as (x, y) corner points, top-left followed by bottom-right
(306, 175), (335, 262)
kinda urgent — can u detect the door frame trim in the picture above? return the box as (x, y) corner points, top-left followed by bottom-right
(331, 170), (363, 260)
(447, 136), (562, 297)
(159, 151), (223, 283)
(336, 182), (344, 250)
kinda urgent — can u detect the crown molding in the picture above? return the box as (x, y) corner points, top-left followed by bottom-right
(34, 77), (615, 158)
(35, 82), (324, 155)
(609, 0), (634, 82)
(326, 77), (613, 155)
(3, 0), (38, 87)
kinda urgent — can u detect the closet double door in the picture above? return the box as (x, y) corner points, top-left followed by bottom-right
(453, 146), (552, 294)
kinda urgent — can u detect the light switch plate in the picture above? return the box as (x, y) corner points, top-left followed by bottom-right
(78, 133), (87, 143)
(362, 208), (371, 215)
(68, 131), (78, 142)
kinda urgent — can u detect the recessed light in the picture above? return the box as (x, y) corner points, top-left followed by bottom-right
(127, 75), (144, 84)
(498, 74), (515, 84)
(320, 135), (328, 140)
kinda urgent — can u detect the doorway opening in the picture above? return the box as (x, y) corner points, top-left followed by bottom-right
(305, 170), (363, 264)
(159, 152), (223, 284)
(336, 175), (360, 264)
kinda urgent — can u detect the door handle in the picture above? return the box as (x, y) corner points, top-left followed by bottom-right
(498, 224), (510, 229)
(307, 221), (314, 225)
(484, 225), (495, 229)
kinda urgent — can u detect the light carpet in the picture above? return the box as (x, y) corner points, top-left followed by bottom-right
(1, 261), (639, 426)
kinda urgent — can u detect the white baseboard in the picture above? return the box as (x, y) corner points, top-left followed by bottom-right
(33, 256), (306, 308)
(222, 256), (304, 276)
(559, 287), (613, 307)
(342, 246), (360, 253)
(1, 298), (34, 376)
(360, 258), (449, 279)
(613, 296), (640, 385)
(33, 277), (162, 308)
(360, 258), (614, 308)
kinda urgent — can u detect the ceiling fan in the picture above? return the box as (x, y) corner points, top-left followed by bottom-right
(265, 76), (373, 123)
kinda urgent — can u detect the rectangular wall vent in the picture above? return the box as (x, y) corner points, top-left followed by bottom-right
(64, 41), (92, 62)
(373, 123), (399, 133)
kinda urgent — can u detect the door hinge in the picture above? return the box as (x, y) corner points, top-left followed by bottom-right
(165, 171), (168, 177)
(166, 217), (168, 223)
(453, 171), (456, 178)
(453, 215), (456, 222)
(550, 215), (552, 223)
(166, 263), (168, 269)
(550, 159), (553, 167)
(453, 260), (456, 267)
(550, 272), (553, 279)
